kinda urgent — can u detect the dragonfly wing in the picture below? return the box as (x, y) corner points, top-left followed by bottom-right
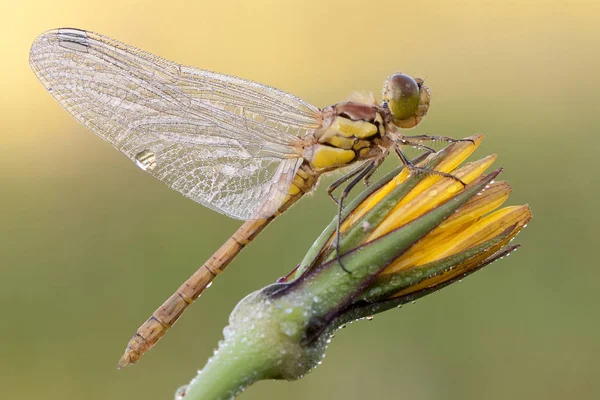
(29, 28), (321, 219)
(127, 122), (304, 219)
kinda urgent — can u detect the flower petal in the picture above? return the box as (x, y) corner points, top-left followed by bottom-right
(391, 225), (524, 298)
(368, 154), (497, 240)
(383, 181), (512, 272)
(438, 180), (512, 231)
(341, 134), (484, 231)
(417, 204), (531, 265)
(384, 204), (530, 279)
(365, 224), (518, 301)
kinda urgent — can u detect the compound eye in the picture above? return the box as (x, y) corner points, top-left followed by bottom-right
(382, 73), (420, 120)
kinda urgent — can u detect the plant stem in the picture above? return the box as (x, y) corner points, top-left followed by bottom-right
(183, 331), (275, 400)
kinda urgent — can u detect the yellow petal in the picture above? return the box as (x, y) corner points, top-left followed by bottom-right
(340, 170), (409, 232)
(390, 216), (527, 298)
(438, 181), (511, 231)
(392, 135), (485, 207)
(341, 134), (484, 232)
(401, 181), (512, 256)
(417, 205), (532, 266)
(368, 154), (497, 241)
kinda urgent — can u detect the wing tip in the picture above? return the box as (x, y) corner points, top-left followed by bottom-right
(29, 28), (60, 71)
(29, 28), (92, 88)
(30, 27), (89, 60)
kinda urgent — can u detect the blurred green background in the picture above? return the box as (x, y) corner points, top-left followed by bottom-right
(1, 0), (599, 399)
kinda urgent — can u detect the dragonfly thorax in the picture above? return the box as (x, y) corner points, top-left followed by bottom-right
(304, 102), (389, 171)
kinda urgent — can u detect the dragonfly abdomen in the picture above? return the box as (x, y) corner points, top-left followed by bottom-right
(117, 176), (311, 368)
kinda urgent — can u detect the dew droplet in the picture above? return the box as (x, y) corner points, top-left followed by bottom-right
(361, 221), (372, 232)
(279, 321), (299, 336)
(175, 385), (188, 400)
(367, 287), (383, 298)
(135, 149), (157, 171)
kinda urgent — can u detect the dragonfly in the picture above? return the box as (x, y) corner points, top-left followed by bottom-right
(30, 28), (463, 368)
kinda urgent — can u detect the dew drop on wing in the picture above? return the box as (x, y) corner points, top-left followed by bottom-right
(135, 149), (157, 171)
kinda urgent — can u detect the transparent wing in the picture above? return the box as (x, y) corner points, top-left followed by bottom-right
(29, 28), (322, 219)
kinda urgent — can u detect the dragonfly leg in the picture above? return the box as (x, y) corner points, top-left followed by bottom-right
(332, 160), (377, 273)
(394, 146), (466, 186)
(362, 152), (387, 187)
(397, 138), (436, 154)
(327, 162), (372, 204)
(402, 134), (475, 146)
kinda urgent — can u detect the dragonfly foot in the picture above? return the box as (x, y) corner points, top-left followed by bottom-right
(336, 250), (351, 274)
(408, 165), (466, 186)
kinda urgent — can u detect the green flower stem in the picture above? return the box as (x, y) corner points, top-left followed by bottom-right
(182, 332), (275, 400)
(182, 287), (331, 400)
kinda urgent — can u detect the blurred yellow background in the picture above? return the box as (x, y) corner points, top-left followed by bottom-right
(1, 0), (599, 399)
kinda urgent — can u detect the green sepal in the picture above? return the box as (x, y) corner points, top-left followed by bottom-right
(362, 224), (517, 303)
(318, 244), (521, 342)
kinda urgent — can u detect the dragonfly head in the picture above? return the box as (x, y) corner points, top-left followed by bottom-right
(382, 73), (431, 129)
